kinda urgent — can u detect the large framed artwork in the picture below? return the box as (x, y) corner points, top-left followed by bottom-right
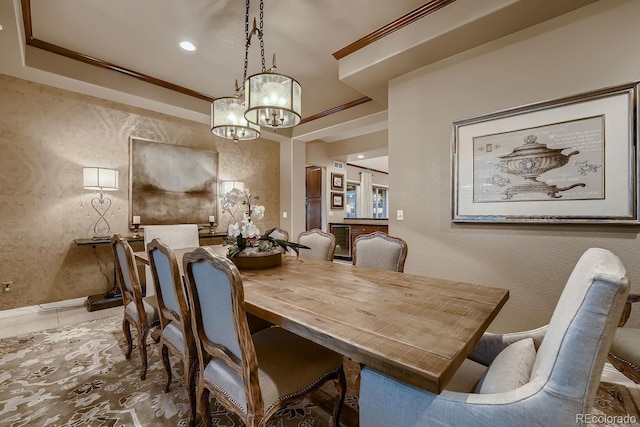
(129, 137), (218, 226)
(452, 82), (639, 224)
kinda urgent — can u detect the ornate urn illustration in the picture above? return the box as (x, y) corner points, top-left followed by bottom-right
(496, 134), (585, 199)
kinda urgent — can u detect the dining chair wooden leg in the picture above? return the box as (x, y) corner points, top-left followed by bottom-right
(198, 384), (212, 427)
(160, 343), (172, 392)
(186, 358), (198, 427)
(122, 319), (133, 360)
(332, 366), (347, 427)
(138, 327), (150, 380)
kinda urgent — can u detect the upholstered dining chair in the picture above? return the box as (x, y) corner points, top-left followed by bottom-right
(297, 228), (336, 261)
(111, 233), (159, 380)
(143, 224), (200, 297)
(359, 247), (630, 427)
(268, 226), (289, 241)
(183, 247), (346, 427)
(352, 231), (408, 272)
(147, 238), (198, 426)
(608, 293), (640, 383)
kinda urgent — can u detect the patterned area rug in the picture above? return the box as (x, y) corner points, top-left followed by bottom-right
(0, 315), (357, 427)
(0, 315), (637, 426)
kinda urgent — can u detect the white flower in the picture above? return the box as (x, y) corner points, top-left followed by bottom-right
(245, 222), (261, 238)
(221, 188), (245, 214)
(251, 205), (265, 220)
(228, 222), (240, 237)
(237, 212), (259, 237)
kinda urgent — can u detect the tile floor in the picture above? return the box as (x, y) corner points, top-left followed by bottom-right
(0, 297), (120, 340)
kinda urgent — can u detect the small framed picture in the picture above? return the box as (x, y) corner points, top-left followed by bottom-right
(331, 192), (344, 209)
(331, 173), (344, 191)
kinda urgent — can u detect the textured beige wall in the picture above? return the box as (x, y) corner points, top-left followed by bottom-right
(0, 74), (280, 310)
(389, 0), (640, 332)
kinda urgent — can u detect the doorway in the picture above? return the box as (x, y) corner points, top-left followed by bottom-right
(305, 166), (322, 230)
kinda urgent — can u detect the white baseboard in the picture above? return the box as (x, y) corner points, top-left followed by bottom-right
(0, 297), (87, 319)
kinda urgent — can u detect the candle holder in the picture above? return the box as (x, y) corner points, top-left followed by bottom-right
(208, 215), (216, 234)
(132, 215), (141, 237)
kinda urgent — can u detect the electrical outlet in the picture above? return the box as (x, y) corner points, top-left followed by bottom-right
(2, 281), (12, 293)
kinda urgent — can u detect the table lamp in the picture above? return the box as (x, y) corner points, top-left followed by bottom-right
(83, 167), (119, 240)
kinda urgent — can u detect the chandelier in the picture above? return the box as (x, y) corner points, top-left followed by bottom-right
(211, 0), (302, 142)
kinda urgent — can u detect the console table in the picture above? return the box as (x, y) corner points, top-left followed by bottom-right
(75, 232), (227, 311)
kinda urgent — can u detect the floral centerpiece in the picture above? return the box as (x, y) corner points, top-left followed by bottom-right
(221, 187), (308, 268)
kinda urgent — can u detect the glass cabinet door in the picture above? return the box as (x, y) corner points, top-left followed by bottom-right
(345, 184), (358, 218)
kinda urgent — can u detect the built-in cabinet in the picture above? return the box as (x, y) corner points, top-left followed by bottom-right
(329, 221), (388, 260)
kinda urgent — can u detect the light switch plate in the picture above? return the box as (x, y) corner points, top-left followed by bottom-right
(397, 210), (404, 220)
(282, 212), (288, 218)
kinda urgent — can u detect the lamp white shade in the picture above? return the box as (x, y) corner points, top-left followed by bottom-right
(220, 180), (245, 194)
(83, 167), (119, 191)
(244, 71), (301, 129)
(211, 97), (260, 141)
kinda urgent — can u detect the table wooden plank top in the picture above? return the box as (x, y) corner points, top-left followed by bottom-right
(135, 247), (509, 393)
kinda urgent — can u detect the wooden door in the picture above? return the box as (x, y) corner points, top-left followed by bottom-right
(306, 166), (322, 230)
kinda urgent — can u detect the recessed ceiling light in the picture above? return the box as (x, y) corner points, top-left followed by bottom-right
(0, 24), (4, 31)
(180, 41), (196, 52)
(357, 155), (365, 159)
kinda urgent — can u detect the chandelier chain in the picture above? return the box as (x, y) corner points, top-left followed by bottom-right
(242, 0), (250, 84)
(259, 0), (266, 72)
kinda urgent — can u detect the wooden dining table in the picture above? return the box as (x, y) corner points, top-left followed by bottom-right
(135, 246), (509, 394)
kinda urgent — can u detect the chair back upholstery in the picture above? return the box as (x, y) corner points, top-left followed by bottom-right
(112, 233), (159, 380)
(183, 247), (262, 414)
(268, 227), (289, 241)
(144, 224), (200, 297)
(358, 247), (630, 427)
(297, 228), (336, 261)
(529, 247), (629, 412)
(111, 234), (147, 323)
(608, 294), (640, 383)
(147, 238), (198, 424)
(352, 231), (408, 272)
(147, 238), (191, 337)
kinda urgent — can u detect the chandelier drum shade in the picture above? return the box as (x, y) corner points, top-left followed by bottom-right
(211, 96), (260, 142)
(244, 67), (301, 129)
(211, 0), (302, 141)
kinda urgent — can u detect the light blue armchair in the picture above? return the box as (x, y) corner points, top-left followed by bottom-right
(359, 248), (630, 427)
